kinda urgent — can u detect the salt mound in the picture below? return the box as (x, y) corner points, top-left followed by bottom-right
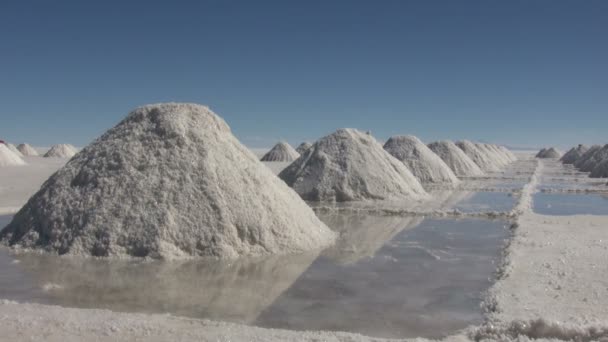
(456, 140), (501, 172)
(383, 135), (459, 184)
(5, 143), (23, 157)
(497, 145), (518, 162)
(590, 158), (608, 178)
(560, 144), (589, 164)
(427, 140), (484, 177)
(17, 143), (39, 156)
(1, 103), (336, 259)
(0, 144), (26, 167)
(295, 142), (312, 154)
(574, 145), (602, 169)
(579, 145), (608, 173)
(260, 142), (299, 162)
(535, 147), (561, 159)
(479, 143), (512, 165)
(278, 128), (428, 202)
(44, 144), (78, 158)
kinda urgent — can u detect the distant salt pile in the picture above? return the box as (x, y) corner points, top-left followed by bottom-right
(260, 142), (300, 162)
(456, 140), (501, 171)
(0, 144), (26, 167)
(574, 145), (602, 169)
(279, 128), (428, 202)
(577, 145), (608, 174)
(427, 140), (484, 177)
(44, 144), (78, 158)
(295, 142), (312, 154)
(1, 103), (335, 259)
(535, 147), (561, 159)
(479, 143), (513, 165)
(5, 143), (23, 157)
(383, 135), (459, 184)
(17, 143), (39, 156)
(560, 144), (589, 164)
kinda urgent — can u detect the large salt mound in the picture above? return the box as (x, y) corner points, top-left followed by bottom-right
(278, 128), (428, 202)
(590, 158), (608, 178)
(295, 142), (312, 154)
(574, 145), (602, 169)
(0, 103), (336, 259)
(560, 144), (589, 164)
(456, 140), (501, 172)
(535, 147), (561, 159)
(0, 144), (26, 167)
(44, 144), (78, 158)
(5, 143), (24, 157)
(260, 142), (299, 162)
(383, 135), (459, 184)
(17, 143), (39, 156)
(579, 145), (608, 173)
(427, 140), (484, 177)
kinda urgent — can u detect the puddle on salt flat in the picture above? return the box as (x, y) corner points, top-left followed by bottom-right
(0, 214), (508, 339)
(449, 192), (517, 213)
(533, 193), (608, 216)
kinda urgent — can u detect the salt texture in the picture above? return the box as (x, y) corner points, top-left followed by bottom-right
(44, 144), (78, 158)
(560, 144), (588, 164)
(0, 144), (26, 167)
(279, 128), (428, 202)
(535, 147), (561, 159)
(427, 140), (484, 177)
(296, 142), (312, 154)
(17, 143), (39, 156)
(1, 103), (335, 259)
(260, 142), (300, 162)
(383, 135), (459, 184)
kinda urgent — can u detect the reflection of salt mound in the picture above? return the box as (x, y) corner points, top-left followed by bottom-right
(260, 142), (299, 162)
(17, 143), (39, 156)
(427, 141), (484, 177)
(5, 143), (23, 157)
(15, 251), (317, 323)
(535, 147), (561, 159)
(0, 144), (26, 167)
(319, 212), (423, 264)
(560, 144), (589, 164)
(279, 129), (428, 202)
(1, 103), (335, 259)
(577, 145), (608, 173)
(383, 135), (459, 184)
(295, 142), (312, 154)
(456, 140), (501, 172)
(44, 144), (78, 158)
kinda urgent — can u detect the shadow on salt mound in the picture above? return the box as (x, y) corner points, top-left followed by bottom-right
(560, 144), (588, 164)
(383, 135), (460, 185)
(1, 103), (335, 259)
(279, 128), (428, 202)
(295, 141), (312, 154)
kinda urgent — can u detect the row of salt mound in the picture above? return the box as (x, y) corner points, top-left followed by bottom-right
(279, 128), (429, 202)
(383, 135), (460, 185)
(574, 144), (608, 177)
(1, 103), (335, 259)
(456, 140), (503, 172)
(560, 144), (588, 164)
(0, 144), (26, 167)
(427, 140), (484, 177)
(535, 147), (562, 159)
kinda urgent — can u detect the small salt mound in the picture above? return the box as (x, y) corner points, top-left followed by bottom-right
(1, 103), (335, 259)
(44, 144), (78, 158)
(535, 147), (561, 159)
(574, 145), (602, 169)
(479, 143), (512, 165)
(17, 143), (39, 156)
(456, 140), (501, 172)
(383, 135), (459, 184)
(295, 142), (312, 154)
(279, 128), (428, 202)
(560, 144), (589, 164)
(260, 142), (300, 162)
(428, 141), (484, 177)
(0, 144), (26, 167)
(5, 143), (23, 157)
(579, 145), (608, 173)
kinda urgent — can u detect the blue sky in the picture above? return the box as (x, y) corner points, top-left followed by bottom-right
(0, 0), (606, 149)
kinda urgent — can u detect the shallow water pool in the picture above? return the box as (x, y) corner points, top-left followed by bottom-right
(0, 214), (508, 339)
(450, 191), (517, 213)
(533, 193), (608, 216)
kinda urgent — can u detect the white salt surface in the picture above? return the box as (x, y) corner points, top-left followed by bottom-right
(0, 144), (26, 167)
(383, 135), (460, 185)
(279, 128), (428, 202)
(1, 103), (335, 259)
(428, 140), (484, 177)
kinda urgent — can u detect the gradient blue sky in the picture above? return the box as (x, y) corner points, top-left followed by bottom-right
(1, 0), (606, 149)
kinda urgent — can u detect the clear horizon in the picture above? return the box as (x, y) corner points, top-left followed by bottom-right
(1, 0), (606, 150)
